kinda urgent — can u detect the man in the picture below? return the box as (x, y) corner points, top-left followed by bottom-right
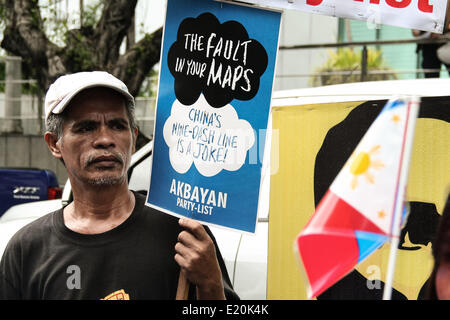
(0, 71), (238, 300)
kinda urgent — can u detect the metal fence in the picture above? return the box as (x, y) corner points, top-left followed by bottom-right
(0, 54), (157, 137)
(280, 37), (450, 83)
(1, 37), (449, 136)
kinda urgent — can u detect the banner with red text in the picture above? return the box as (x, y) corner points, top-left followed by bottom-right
(226, 0), (448, 33)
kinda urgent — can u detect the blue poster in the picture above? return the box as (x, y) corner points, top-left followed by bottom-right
(146, 0), (281, 233)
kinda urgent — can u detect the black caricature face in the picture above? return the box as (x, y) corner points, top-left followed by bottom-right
(314, 97), (450, 300)
(167, 12), (268, 108)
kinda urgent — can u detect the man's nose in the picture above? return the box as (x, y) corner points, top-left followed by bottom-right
(92, 125), (115, 148)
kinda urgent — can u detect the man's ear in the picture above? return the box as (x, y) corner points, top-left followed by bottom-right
(44, 132), (63, 160)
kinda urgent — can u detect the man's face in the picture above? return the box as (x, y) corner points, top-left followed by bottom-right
(55, 87), (136, 187)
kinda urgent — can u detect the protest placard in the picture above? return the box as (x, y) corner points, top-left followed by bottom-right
(146, 0), (281, 233)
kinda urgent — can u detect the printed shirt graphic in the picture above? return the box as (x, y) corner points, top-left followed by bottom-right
(296, 98), (420, 299)
(146, 0), (281, 233)
(101, 289), (130, 300)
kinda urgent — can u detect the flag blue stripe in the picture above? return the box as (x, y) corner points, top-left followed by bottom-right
(355, 231), (388, 263)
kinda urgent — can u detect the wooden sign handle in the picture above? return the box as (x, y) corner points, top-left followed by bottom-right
(176, 270), (190, 300)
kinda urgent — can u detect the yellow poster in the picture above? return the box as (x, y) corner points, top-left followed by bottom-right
(267, 98), (449, 300)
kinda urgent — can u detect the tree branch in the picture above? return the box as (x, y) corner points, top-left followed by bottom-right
(113, 27), (162, 96)
(94, 0), (138, 69)
(1, 0), (161, 96)
(1, 0), (65, 90)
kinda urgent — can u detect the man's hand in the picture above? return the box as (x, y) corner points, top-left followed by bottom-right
(175, 218), (226, 300)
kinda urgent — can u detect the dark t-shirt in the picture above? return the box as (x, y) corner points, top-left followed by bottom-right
(0, 191), (238, 300)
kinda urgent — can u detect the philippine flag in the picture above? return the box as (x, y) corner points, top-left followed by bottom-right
(296, 97), (420, 299)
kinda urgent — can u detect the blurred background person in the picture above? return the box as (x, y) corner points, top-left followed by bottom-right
(412, 30), (450, 78)
(426, 192), (450, 300)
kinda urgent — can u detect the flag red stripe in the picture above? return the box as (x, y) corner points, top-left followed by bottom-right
(297, 190), (386, 298)
(297, 231), (359, 298)
(305, 190), (386, 235)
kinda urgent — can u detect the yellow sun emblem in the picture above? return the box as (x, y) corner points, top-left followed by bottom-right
(392, 114), (401, 123)
(348, 145), (385, 189)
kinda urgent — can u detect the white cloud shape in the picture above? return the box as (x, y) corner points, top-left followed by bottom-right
(163, 94), (255, 177)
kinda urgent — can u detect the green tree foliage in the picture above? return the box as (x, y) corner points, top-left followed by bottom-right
(0, 0), (161, 97)
(310, 47), (397, 87)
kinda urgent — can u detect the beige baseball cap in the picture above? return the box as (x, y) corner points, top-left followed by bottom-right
(44, 71), (134, 121)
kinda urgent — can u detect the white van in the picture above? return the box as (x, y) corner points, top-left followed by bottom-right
(1, 78), (449, 300)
